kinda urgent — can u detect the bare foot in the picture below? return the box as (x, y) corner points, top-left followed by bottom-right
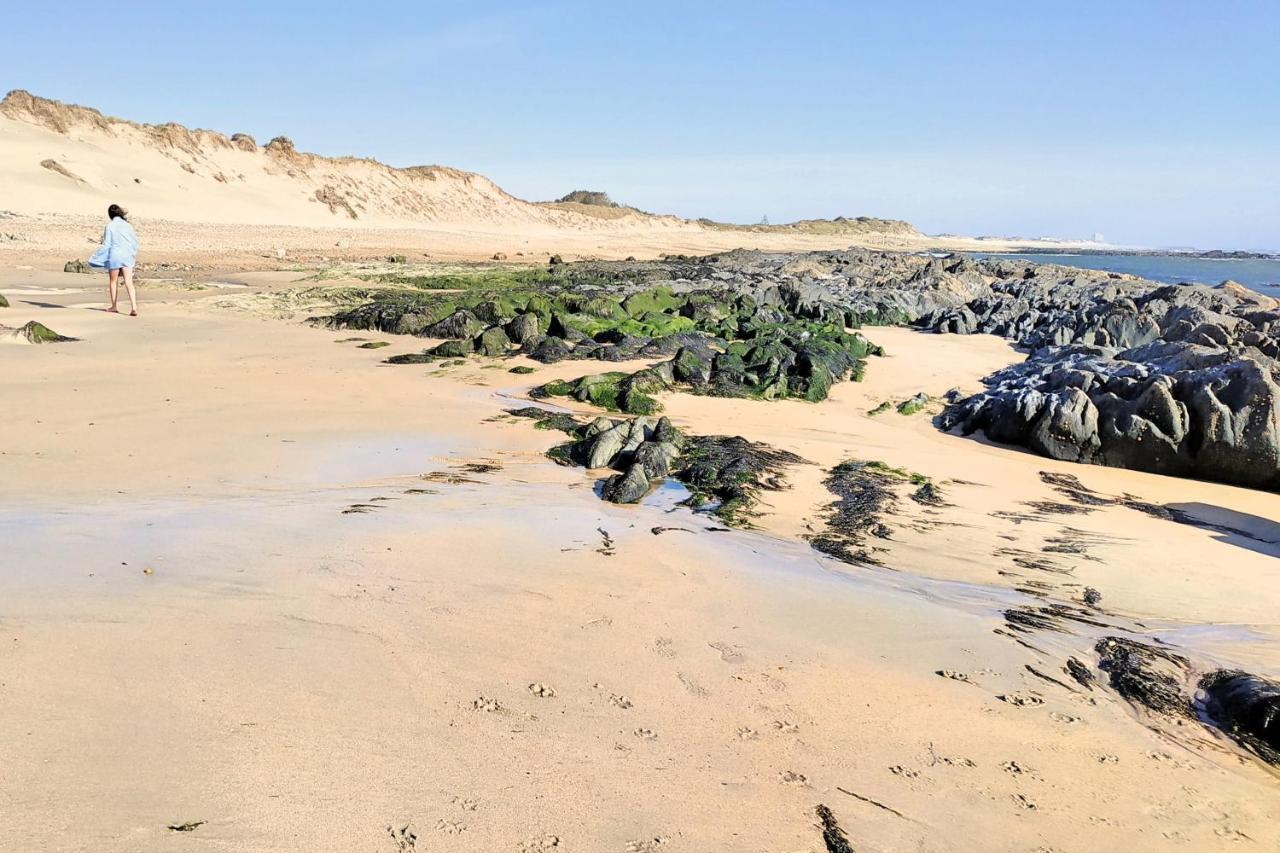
(106, 306), (119, 314)
(129, 310), (137, 317)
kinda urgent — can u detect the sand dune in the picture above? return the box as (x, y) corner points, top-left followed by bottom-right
(0, 91), (1104, 267)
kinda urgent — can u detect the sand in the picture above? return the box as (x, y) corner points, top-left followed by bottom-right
(2, 266), (1279, 852)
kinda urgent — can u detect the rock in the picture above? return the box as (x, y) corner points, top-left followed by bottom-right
(505, 313), (540, 345)
(63, 259), (90, 274)
(385, 352), (435, 364)
(672, 347), (713, 385)
(0, 293), (7, 308)
(492, 252), (507, 260)
(2, 321), (75, 343)
(475, 326), (512, 357)
(602, 464), (651, 503)
(527, 336), (573, 364)
(549, 254), (564, 265)
(897, 392), (929, 415)
(945, 346), (1280, 490)
(634, 440), (680, 479)
(429, 338), (473, 358)
(588, 425), (627, 469)
(423, 309), (485, 340)
(1198, 670), (1280, 763)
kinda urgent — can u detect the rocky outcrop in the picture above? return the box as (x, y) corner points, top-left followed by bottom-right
(513, 407), (804, 525)
(940, 340), (1280, 491)
(328, 249), (1280, 490)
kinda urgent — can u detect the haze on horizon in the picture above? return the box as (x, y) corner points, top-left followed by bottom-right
(7, 0), (1278, 251)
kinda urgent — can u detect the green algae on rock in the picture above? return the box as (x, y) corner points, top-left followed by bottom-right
(2, 321), (76, 343)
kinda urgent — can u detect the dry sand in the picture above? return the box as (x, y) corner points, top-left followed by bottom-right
(2, 266), (1278, 852)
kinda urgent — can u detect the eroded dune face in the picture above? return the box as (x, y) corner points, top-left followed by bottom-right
(0, 90), (664, 230)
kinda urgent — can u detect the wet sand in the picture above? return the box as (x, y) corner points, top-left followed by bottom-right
(2, 267), (1278, 852)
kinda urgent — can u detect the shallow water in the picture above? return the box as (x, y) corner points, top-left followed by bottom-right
(972, 252), (1280, 296)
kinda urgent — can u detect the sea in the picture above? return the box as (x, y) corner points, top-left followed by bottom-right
(971, 253), (1280, 298)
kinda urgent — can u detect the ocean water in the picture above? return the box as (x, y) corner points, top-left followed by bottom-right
(972, 253), (1280, 298)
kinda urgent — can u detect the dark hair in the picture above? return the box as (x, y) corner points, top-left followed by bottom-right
(108, 203), (127, 221)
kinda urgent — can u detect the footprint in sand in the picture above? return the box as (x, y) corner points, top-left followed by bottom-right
(451, 796), (478, 811)
(772, 720), (799, 734)
(708, 641), (744, 663)
(634, 728), (657, 740)
(387, 824), (417, 851)
(1011, 794), (1038, 811)
(528, 683), (557, 698)
(1048, 711), (1079, 724)
(677, 673), (708, 697)
(625, 837), (668, 852)
(435, 819), (465, 835)
(1001, 760), (1030, 775)
(1146, 751), (1195, 769)
(997, 692), (1044, 708)
(472, 696), (503, 713)
(778, 770), (809, 786)
(520, 835), (561, 852)
(609, 694), (634, 709)
(936, 755), (976, 768)
(936, 669), (973, 683)
(735, 727), (760, 740)
(1095, 753), (1119, 764)
(651, 637), (676, 659)
(889, 765), (919, 778)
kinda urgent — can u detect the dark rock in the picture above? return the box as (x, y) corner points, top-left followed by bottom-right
(423, 309), (485, 340)
(1198, 670), (1280, 763)
(475, 326), (512, 357)
(385, 352), (435, 364)
(526, 336), (573, 364)
(505, 312), (541, 346)
(429, 338), (474, 358)
(602, 464), (651, 503)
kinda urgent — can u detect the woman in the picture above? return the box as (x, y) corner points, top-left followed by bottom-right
(88, 204), (140, 316)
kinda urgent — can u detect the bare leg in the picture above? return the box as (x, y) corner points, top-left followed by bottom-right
(121, 266), (138, 315)
(107, 269), (120, 312)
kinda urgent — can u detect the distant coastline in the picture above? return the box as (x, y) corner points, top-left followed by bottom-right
(974, 246), (1278, 260)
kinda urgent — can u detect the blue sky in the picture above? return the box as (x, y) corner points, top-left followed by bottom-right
(6, 1), (1278, 249)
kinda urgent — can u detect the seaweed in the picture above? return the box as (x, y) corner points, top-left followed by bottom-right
(1095, 636), (1190, 717)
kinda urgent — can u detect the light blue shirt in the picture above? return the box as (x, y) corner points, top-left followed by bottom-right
(89, 217), (139, 269)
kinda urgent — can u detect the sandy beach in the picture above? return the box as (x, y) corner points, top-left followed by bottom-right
(3, 264), (1278, 852)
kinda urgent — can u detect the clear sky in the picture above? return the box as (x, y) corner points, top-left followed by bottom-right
(7, 1), (1279, 249)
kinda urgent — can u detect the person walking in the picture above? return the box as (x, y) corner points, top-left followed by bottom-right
(89, 203), (140, 316)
